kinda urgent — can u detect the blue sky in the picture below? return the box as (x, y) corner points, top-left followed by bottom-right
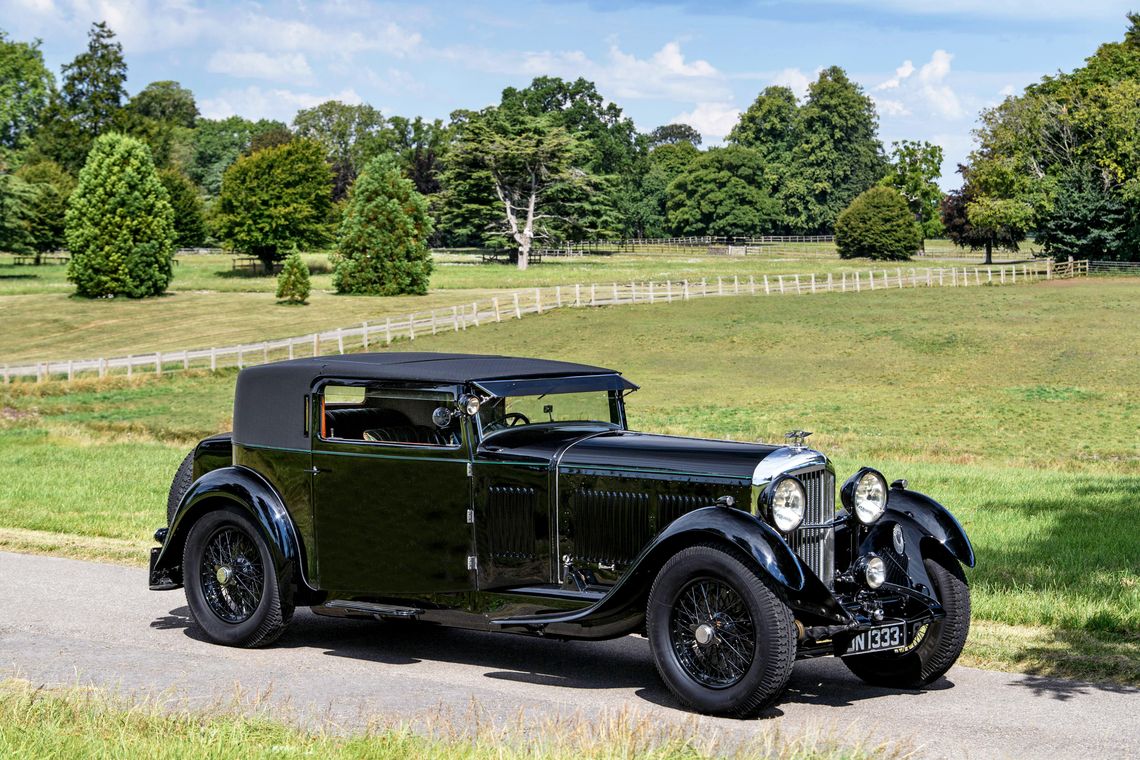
(2, 0), (1135, 187)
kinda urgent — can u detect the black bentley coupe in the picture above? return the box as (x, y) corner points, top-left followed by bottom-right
(149, 352), (974, 716)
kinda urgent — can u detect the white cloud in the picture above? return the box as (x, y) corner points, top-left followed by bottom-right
(670, 102), (741, 140)
(770, 68), (811, 100)
(873, 50), (964, 120)
(199, 86), (364, 123)
(207, 51), (315, 85)
(454, 40), (731, 102)
(876, 59), (915, 90)
(917, 50), (962, 119)
(999, 84), (1016, 97)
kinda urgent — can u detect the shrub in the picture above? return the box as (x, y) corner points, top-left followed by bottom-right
(214, 139), (332, 270)
(64, 133), (175, 297)
(275, 251), (310, 304)
(835, 186), (920, 261)
(332, 156), (433, 296)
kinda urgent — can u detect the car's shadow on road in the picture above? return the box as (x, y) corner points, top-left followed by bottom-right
(154, 606), (950, 717)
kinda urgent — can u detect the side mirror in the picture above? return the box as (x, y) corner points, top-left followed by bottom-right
(431, 407), (454, 428)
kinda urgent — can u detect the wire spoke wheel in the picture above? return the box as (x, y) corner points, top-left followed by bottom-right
(199, 526), (265, 624)
(669, 578), (757, 689)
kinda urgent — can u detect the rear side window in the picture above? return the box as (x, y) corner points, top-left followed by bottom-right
(320, 384), (460, 448)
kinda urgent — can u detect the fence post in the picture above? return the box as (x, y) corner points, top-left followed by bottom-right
(649, 282), (655, 303)
(717, 277), (723, 295)
(951, 268), (957, 287)
(869, 271), (875, 290)
(794, 274), (801, 294)
(811, 273), (816, 294)
(555, 285), (562, 308)
(337, 329), (344, 354)
(182, 352), (189, 370)
(613, 283), (619, 303)
(262, 343), (268, 362)
(99, 358), (106, 378)
(701, 278), (707, 296)
(827, 273), (833, 292)
(493, 297), (501, 322)
(896, 267), (903, 289)
(591, 283), (597, 305)
(574, 285), (581, 308)
(514, 292), (522, 318)
(749, 276), (756, 295)
(939, 269), (945, 287)
(734, 275), (739, 294)
(386, 318), (392, 344)
(666, 280), (673, 302)
(684, 280), (690, 300)
(362, 322), (369, 349)
(127, 356), (133, 379)
(855, 272), (861, 292)
(431, 309), (438, 335)
(927, 270), (932, 287)
(472, 303), (480, 327)
(1000, 268), (1005, 284)
(237, 349), (243, 370)
(288, 341), (295, 360)
(535, 288), (542, 314)
(156, 352), (162, 376)
(210, 348), (216, 372)
(67, 360), (74, 383)
(313, 333), (319, 356)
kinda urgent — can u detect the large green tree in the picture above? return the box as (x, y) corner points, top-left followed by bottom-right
(780, 67), (887, 233)
(292, 101), (388, 199)
(0, 30), (55, 156)
(65, 133), (175, 297)
(880, 139), (944, 241)
(189, 116), (290, 196)
(0, 172), (35, 253)
(158, 168), (207, 248)
(444, 108), (581, 268)
(387, 115), (447, 196)
(665, 146), (781, 237)
(35, 22), (127, 172)
(648, 123), (702, 148)
(128, 80), (198, 128)
(14, 160), (74, 256)
(728, 85), (799, 166)
(333, 156), (433, 295)
(965, 13), (1140, 261)
(214, 139), (333, 268)
(939, 166), (1029, 264)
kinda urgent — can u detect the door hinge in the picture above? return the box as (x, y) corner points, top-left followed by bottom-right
(466, 509), (474, 524)
(466, 462), (473, 477)
(466, 555), (477, 571)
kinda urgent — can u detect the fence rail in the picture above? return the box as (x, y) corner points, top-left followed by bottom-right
(1, 259), (1085, 384)
(1089, 260), (1140, 273)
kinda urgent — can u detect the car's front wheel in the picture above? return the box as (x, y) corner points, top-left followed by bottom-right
(183, 507), (292, 647)
(842, 555), (970, 687)
(646, 544), (796, 717)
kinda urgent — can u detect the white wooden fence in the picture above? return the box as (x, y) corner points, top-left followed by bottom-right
(1, 259), (1084, 384)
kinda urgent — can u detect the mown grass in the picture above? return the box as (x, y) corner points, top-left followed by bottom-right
(1, 277), (1136, 684)
(0, 250), (1032, 362)
(0, 679), (902, 760)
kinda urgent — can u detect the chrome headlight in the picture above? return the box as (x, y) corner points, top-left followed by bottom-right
(841, 468), (888, 525)
(762, 475), (806, 533)
(855, 554), (887, 589)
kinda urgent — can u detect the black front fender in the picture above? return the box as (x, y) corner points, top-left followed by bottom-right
(149, 466), (311, 591)
(491, 506), (820, 637)
(885, 489), (975, 568)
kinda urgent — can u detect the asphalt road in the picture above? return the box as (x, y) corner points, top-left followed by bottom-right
(1, 551), (1137, 759)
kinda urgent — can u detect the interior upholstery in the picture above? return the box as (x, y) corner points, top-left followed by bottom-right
(363, 426), (448, 445)
(324, 407), (412, 440)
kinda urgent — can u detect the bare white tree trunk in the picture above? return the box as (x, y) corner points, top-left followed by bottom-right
(494, 173), (539, 270)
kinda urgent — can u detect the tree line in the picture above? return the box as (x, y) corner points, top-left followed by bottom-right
(1, 17), (1135, 297)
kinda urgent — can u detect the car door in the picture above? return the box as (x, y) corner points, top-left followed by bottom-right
(310, 381), (473, 595)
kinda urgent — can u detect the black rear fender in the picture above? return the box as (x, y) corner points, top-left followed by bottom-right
(150, 466), (310, 593)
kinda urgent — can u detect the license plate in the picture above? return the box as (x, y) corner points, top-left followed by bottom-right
(844, 622), (908, 655)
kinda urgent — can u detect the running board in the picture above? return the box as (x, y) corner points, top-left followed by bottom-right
(318, 600), (422, 620)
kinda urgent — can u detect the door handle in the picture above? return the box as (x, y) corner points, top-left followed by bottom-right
(305, 466), (327, 474)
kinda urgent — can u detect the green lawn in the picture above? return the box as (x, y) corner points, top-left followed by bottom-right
(2, 277), (1136, 683)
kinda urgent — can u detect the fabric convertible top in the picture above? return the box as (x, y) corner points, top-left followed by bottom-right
(232, 352), (636, 450)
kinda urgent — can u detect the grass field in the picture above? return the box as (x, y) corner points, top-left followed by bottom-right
(1, 277), (1136, 685)
(0, 249), (1033, 363)
(0, 679), (895, 760)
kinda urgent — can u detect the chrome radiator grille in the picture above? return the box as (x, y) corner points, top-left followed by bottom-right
(786, 469), (836, 588)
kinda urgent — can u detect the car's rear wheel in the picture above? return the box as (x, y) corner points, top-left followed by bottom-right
(183, 507), (292, 647)
(647, 544), (795, 717)
(166, 450), (195, 526)
(842, 555), (970, 688)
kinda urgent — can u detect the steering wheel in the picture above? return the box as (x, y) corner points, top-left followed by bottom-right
(486, 412), (530, 432)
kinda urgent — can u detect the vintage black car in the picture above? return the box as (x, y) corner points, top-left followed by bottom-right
(149, 352), (974, 716)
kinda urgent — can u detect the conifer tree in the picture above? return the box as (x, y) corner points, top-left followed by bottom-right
(276, 250), (310, 304)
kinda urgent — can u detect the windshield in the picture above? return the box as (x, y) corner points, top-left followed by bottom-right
(478, 391), (622, 436)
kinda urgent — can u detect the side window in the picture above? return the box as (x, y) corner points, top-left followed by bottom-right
(321, 384), (460, 448)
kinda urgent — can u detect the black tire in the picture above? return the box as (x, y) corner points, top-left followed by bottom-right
(183, 507), (293, 647)
(842, 555), (970, 688)
(647, 544), (796, 717)
(166, 450), (195, 526)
